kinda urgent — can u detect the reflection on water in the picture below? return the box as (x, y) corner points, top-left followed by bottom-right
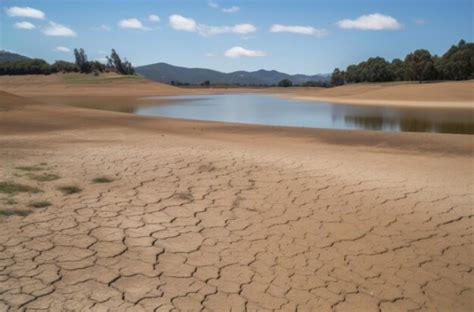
(136, 93), (474, 135)
(345, 116), (474, 134)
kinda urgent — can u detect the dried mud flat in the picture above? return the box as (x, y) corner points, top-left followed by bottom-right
(0, 85), (473, 311)
(1, 131), (472, 311)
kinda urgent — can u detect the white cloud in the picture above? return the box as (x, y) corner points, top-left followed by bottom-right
(222, 6), (240, 13)
(414, 18), (427, 25)
(148, 14), (160, 22)
(270, 24), (327, 37)
(224, 46), (266, 58)
(54, 46), (70, 53)
(169, 15), (255, 36)
(208, 1), (219, 8)
(6, 6), (45, 19)
(100, 24), (112, 31)
(337, 13), (401, 30)
(118, 18), (150, 30)
(169, 15), (197, 32)
(43, 22), (77, 37)
(231, 24), (255, 34)
(14, 21), (35, 30)
(206, 52), (214, 57)
(199, 23), (256, 36)
(94, 57), (108, 64)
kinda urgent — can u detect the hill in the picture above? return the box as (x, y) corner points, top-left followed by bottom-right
(0, 50), (30, 63)
(135, 62), (329, 86)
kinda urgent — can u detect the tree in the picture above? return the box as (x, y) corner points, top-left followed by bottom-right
(435, 39), (474, 80)
(278, 79), (293, 87)
(0, 59), (51, 75)
(331, 68), (345, 86)
(200, 80), (210, 87)
(109, 49), (134, 75)
(51, 60), (78, 73)
(74, 48), (91, 73)
(404, 49), (436, 82)
(390, 58), (405, 81)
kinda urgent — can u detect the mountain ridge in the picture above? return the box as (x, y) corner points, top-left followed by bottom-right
(136, 62), (329, 86)
(0, 50), (31, 63)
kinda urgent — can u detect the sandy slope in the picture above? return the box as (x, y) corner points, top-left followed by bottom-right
(274, 80), (474, 108)
(0, 77), (473, 311)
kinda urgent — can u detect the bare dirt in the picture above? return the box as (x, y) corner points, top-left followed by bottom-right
(0, 76), (472, 311)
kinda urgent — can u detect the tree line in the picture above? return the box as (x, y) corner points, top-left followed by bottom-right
(331, 39), (473, 86)
(0, 49), (134, 76)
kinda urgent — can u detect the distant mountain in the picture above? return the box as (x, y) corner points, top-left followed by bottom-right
(0, 50), (30, 63)
(136, 62), (329, 86)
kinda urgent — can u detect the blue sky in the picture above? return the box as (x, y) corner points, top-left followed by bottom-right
(1, 0), (472, 74)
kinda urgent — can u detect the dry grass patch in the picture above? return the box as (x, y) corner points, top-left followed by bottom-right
(92, 176), (114, 183)
(0, 182), (42, 194)
(15, 165), (44, 172)
(0, 209), (32, 217)
(175, 192), (193, 201)
(28, 173), (60, 182)
(29, 200), (52, 208)
(58, 185), (82, 195)
(2, 198), (17, 205)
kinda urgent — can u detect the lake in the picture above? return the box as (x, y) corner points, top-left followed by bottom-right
(136, 93), (474, 134)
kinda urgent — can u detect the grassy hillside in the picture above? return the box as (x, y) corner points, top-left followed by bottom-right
(62, 73), (143, 84)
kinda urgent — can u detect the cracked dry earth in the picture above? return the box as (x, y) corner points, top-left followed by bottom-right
(0, 129), (472, 311)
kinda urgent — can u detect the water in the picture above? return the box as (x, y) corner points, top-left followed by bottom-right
(136, 93), (474, 134)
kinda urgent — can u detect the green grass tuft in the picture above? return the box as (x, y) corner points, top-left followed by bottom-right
(175, 192), (193, 201)
(29, 200), (52, 208)
(92, 176), (114, 183)
(28, 173), (60, 182)
(0, 209), (32, 217)
(58, 185), (82, 195)
(2, 198), (17, 205)
(15, 165), (44, 172)
(0, 182), (42, 194)
(63, 74), (142, 84)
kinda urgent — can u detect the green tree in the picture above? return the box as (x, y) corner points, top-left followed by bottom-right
(390, 58), (405, 81)
(51, 60), (78, 73)
(278, 79), (293, 87)
(108, 49), (135, 75)
(331, 68), (345, 86)
(74, 48), (91, 73)
(404, 49), (436, 82)
(435, 39), (474, 80)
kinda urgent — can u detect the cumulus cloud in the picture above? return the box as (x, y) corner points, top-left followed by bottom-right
(200, 23), (256, 36)
(169, 14), (255, 36)
(222, 6), (240, 13)
(337, 13), (401, 30)
(270, 24), (327, 37)
(169, 15), (197, 32)
(54, 46), (70, 53)
(43, 22), (77, 37)
(14, 21), (35, 30)
(224, 46), (266, 58)
(118, 18), (150, 30)
(6, 6), (45, 19)
(148, 14), (160, 22)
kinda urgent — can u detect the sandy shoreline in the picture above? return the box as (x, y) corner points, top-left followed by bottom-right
(270, 80), (474, 109)
(0, 76), (473, 311)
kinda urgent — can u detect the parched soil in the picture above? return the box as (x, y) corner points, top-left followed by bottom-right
(0, 79), (472, 311)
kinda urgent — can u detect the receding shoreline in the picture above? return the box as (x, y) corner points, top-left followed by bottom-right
(0, 75), (473, 311)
